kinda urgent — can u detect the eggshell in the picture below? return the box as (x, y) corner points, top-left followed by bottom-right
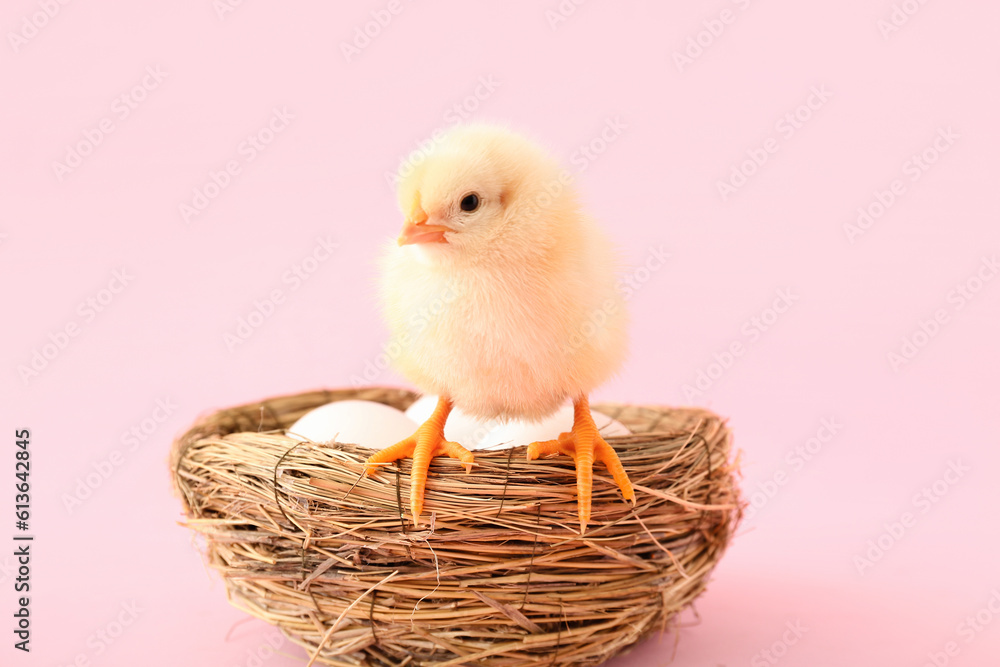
(407, 395), (631, 451)
(404, 395), (503, 449)
(286, 400), (417, 450)
(592, 411), (632, 438)
(478, 406), (631, 450)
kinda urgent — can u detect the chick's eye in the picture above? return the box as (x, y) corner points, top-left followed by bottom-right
(460, 193), (480, 212)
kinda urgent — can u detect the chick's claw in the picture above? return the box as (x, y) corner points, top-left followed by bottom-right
(527, 433), (576, 460)
(363, 398), (473, 523)
(363, 437), (419, 476)
(527, 397), (636, 533)
(432, 439), (476, 473)
(594, 437), (636, 506)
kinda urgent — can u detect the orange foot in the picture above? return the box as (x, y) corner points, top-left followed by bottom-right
(527, 395), (636, 533)
(363, 396), (473, 524)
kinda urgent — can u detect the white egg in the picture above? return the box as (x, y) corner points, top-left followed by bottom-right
(593, 411), (632, 438)
(478, 406), (631, 450)
(404, 395), (503, 450)
(401, 394), (439, 423)
(407, 396), (631, 451)
(286, 400), (418, 450)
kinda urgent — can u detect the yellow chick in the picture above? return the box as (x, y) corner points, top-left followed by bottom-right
(365, 123), (635, 532)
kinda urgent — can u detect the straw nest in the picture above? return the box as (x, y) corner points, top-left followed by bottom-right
(171, 387), (741, 667)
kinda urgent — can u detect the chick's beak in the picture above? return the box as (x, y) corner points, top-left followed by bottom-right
(397, 212), (451, 246)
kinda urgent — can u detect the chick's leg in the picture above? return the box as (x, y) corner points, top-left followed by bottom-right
(527, 395), (636, 533)
(363, 396), (474, 523)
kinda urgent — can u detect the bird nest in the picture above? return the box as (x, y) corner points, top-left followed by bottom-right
(171, 387), (742, 667)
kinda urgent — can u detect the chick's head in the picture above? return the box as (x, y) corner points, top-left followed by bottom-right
(394, 124), (577, 263)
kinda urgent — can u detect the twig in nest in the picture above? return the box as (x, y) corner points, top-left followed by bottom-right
(306, 570), (399, 667)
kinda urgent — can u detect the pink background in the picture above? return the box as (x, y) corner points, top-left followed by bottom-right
(3, 1), (999, 665)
